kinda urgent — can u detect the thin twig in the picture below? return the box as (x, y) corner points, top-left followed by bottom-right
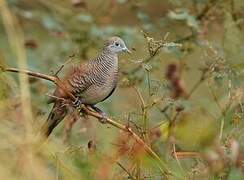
(136, 159), (141, 180)
(123, 0), (219, 79)
(172, 143), (186, 175)
(171, 70), (208, 125)
(133, 86), (146, 109)
(151, 69), (207, 131)
(128, 120), (144, 136)
(53, 54), (74, 76)
(207, 82), (234, 141)
(117, 162), (136, 180)
(196, 0), (219, 20)
(2, 67), (56, 82)
(172, 151), (201, 159)
(1, 66), (172, 177)
(208, 83), (224, 115)
(207, 82), (225, 140)
(46, 94), (66, 102)
(55, 154), (60, 180)
(133, 86), (149, 144)
(147, 70), (151, 96)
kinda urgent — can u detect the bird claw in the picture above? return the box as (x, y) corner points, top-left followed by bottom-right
(99, 112), (108, 124)
(72, 97), (83, 108)
(90, 105), (108, 123)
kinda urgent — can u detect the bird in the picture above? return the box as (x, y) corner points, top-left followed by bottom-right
(41, 36), (131, 137)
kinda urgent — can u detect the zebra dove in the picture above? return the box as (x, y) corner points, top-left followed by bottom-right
(42, 36), (131, 137)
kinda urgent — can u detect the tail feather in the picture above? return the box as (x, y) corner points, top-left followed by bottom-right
(41, 102), (67, 137)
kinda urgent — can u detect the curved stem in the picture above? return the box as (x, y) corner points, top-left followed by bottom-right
(1, 66), (172, 177)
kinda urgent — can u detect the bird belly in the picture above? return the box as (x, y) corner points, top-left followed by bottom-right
(82, 84), (115, 105)
(81, 73), (117, 105)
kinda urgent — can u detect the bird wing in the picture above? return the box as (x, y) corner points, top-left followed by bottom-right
(47, 63), (92, 103)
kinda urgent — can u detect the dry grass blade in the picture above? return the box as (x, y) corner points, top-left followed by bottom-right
(1, 66), (173, 177)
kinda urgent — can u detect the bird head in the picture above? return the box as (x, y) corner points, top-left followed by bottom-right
(104, 36), (131, 55)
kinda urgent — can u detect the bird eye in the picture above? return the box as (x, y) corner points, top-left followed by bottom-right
(115, 42), (119, 46)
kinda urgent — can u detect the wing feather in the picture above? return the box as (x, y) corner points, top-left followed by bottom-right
(48, 63), (92, 103)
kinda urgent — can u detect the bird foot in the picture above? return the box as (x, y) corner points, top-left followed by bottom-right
(99, 112), (108, 124)
(90, 105), (108, 123)
(72, 97), (83, 108)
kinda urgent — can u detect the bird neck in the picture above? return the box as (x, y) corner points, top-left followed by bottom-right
(102, 47), (118, 57)
(94, 49), (118, 65)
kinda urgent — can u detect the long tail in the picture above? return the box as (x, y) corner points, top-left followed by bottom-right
(41, 101), (67, 137)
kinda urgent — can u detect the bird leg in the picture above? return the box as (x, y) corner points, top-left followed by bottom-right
(90, 105), (108, 123)
(72, 97), (83, 108)
(72, 98), (107, 123)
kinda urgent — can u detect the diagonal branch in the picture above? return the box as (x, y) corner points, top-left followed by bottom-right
(0, 66), (172, 177)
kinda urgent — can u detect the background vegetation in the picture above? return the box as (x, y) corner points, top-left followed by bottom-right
(0, 0), (243, 179)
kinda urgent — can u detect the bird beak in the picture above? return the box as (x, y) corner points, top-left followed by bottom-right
(123, 47), (132, 54)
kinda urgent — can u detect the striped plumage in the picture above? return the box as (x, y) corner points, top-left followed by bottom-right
(42, 37), (130, 137)
(66, 50), (118, 104)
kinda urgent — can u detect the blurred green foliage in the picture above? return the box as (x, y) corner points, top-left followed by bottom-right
(0, 0), (244, 179)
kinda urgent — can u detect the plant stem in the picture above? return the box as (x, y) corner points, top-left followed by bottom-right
(1, 66), (173, 177)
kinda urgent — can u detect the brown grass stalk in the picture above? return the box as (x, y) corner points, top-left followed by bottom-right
(0, 66), (172, 177)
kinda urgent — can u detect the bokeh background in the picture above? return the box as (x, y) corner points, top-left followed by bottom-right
(0, 0), (243, 179)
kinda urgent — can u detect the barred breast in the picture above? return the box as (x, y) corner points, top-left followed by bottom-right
(81, 55), (118, 105)
(66, 52), (118, 105)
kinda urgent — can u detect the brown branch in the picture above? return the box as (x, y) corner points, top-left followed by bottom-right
(117, 162), (136, 180)
(123, 0), (220, 79)
(133, 86), (146, 110)
(153, 69), (207, 130)
(172, 151), (201, 159)
(132, 86), (150, 143)
(196, 0), (219, 20)
(2, 67), (56, 82)
(1, 66), (172, 177)
(172, 143), (186, 174)
(53, 54), (74, 76)
(171, 69), (208, 123)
